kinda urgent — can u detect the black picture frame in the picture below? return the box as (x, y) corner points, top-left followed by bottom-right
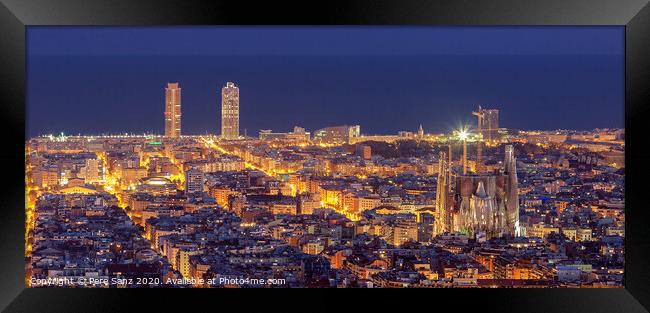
(1, 0), (648, 312)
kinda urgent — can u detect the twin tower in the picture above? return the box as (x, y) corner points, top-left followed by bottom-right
(164, 82), (240, 139)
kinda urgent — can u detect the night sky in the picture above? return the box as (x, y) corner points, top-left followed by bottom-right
(27, 26), (624, 137)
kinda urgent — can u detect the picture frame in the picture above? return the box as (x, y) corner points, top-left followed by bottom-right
(1, 0), (648, 312)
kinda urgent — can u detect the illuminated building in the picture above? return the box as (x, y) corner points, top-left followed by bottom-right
(80, 158), (102, 184)
(437, 145), (520, 239)
(523, 224), (559, 238)
(356, 145), (371, 160)
(349, 135), (402, 144)
(479, 107), (499, 142)
(65, 177), (85, 188)
(271, 202), (298, 215)
(454, 175), (498, 238)
(59, 185), (98, 194)
(397, 131), (414, 138)
(178, 247), (203, 278)
(319, 184), (344, 209)
(302, 240), (325, 255)
(32, 166), (59, 188)
(297, 193), (321, 215)
(136, 176), (177, 195)
(468, 181), (498, 237)
(221, 82), (240, 140)
(325, 249), (350, 269)
(184, 168), (205, 194)
(140, 206), (185, 226)
(561, 228), (578, 241)
(393, 219), (418, 246)
(353, 193), (381, 213)
(210, 187), (242, 208)
(349, 125), (361, 137)
(25, 105), (625, 288)
(313, 125), (360, 145)
(164, 82), (181, 138)
(435, 152), (449, 235)
(184, 157), (245, 173)
(258, 126), (311, 144)
(493, 257), (551, 280)
(451, 175), (507, 238)
(189, 259), (211, 283)
(119, 167), (148, 186)
(555, 200), (569, 214)
(577, 228), (593, 241)
(417, 211), (436, 242)
(504, 145), (520, 236)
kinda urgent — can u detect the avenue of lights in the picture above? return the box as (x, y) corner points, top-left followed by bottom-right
(26, 87), (624, 287)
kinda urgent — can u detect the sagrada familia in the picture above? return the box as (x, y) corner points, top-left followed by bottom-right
(435, 144), (520, 239)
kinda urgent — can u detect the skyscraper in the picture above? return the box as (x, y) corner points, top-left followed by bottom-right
(481, 108), (499, 142)
(221, 82), (240, 139)
(164, 83), (181, 138)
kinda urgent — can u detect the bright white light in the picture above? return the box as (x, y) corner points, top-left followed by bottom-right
(458, 129), (469, 141)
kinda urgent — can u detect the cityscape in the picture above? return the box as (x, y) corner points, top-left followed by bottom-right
(26, 80), (625, 288)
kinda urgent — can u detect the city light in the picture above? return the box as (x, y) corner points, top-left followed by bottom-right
(26, 101), (625, 289)
(25, 65), (624, 289)
(458, 128), (469, 141)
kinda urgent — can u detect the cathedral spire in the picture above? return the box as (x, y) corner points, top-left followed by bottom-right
(476, 181), (488, 198)
(504, 145), (520, 236)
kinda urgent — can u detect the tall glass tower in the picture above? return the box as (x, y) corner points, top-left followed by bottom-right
(482, 108), (499, 142)
(164, 82), (181, 138)
(221, 82), (240, 139)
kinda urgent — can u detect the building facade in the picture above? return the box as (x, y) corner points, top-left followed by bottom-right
(221, 82), (240, 140)
(185, 168), (205, 194)
(436, 145), (519, 239)
(313, 125), (360, 145)
(164, 83), (181, 138)
(481, 107), (499, 142)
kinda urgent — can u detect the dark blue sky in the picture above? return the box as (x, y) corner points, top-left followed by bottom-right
(27, 26), (624, 137)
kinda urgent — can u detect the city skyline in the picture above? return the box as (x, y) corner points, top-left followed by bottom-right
(26, 78), (624, 139)
(27, 26), (624, 137)
(26, 108), (626, 287)
(25, 27), (625, 288)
